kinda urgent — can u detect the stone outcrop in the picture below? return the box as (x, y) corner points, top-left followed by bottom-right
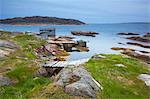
(111, 47), (150, 64)
(127, 36), (150, 42)
(0, 76), (12, 86)
(143, 33), (150, 38)
(118, 32), (139, 35)
(0, 40), (19, 57)
(71, 31), (99, 37)
(54, 66), (102, 98)
(127, 42), (150, 48)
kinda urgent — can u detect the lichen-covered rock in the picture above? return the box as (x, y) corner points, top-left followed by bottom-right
(0, 76), (12, 86)
(54, 66), (102, 98)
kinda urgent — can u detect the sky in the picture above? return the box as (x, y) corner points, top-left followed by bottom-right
(0, 0), (150, 23)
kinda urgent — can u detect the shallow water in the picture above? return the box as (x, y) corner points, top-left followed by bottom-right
(1, 23), (150, 60)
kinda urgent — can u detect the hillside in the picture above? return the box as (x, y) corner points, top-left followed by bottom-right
(0, 16), (85, 25)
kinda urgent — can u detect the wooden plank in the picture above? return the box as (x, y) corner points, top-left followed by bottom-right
(43, 58), (90, 68)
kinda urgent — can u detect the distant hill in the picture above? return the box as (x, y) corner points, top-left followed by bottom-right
(0, 16), (85, 25)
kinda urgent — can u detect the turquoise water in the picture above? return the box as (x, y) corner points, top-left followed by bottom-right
(1, 23), (150, 60)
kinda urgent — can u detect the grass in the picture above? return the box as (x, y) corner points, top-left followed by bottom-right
(0, 31), (51, 99)
(1, 30), (150, 99)
(85, 54), (150, 99)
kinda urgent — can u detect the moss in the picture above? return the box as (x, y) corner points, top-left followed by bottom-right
(85, 54), (150, 99)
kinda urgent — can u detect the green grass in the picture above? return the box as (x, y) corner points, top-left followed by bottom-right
(85, 54), (150, 99)
(1, 30), (150, 99)
(0, 31), (51, 99)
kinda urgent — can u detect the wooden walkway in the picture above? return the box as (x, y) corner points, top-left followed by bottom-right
(43, 58), (90, 68)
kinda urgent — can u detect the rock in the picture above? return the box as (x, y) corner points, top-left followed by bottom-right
(111, 47), (135, 51)
(111, 47), (150, 64)
(118, 32), (139, 35)
(114, 64), (126, 67)
(127, 42), (150, 48)
(126, 36), (150, 42)
(71, 31), (99, 37)
(36, 67), (48, 77)
(0, 76), (12, 86)
(55, 66), (102, 98)
(0, 40), (19, 48)
(143, 33), (150, 38)
(138, 74), (150, 87)
(92, 54), (106, 60)
(122, 50), (150, 64)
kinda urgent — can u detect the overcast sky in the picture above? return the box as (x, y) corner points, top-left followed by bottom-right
(0, 0), (150, 23)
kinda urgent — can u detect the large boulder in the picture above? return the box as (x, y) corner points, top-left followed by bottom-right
(54, 66), (102, 98)
(0, 76), (12, 86)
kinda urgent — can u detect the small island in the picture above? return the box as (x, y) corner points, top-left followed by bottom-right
(0, 16), (85, 25)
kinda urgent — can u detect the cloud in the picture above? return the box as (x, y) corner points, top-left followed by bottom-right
(1, 0), (149, 23)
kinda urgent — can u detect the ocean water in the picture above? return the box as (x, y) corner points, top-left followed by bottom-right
(0, 23), (150, 60)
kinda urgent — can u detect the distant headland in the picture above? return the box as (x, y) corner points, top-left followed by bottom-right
(0, 16), (85, 25)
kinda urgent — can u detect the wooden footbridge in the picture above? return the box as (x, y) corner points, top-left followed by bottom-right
(42, 58), (90, 68)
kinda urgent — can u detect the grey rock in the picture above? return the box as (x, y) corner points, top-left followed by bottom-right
(0, 40), (19, 48)
(36, 67), (48, 77)
(92, 54), (106, 60)
(0, 76), (12, 86)
(55, 66), (102, 98)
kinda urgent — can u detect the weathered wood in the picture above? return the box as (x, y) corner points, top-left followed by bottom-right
(43, 58), (90, 68)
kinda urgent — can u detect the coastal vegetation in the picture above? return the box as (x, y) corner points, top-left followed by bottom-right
(0, 30), (150, 98)
(0, 31), (51, 98)
(85, 54), (150, 99)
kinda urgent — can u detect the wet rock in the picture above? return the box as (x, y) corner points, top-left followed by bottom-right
(126, 36), (150, 42)
(118, 42), (125, 45)
(58, 36), (75, 40)
(71, 31), (99, 37)
(139, 51), (150, 54)
(122, 50), (150, 64)
(111, 47), (150, 64)
(138, 74), (150, 87)
(55, 66), (102, 98)
(118, 32), (139, 35)
(0, 76), (12, 86)
(111, 47), (135, 51)
(143, 33), (150, 38)
(127, 42), (150, 48)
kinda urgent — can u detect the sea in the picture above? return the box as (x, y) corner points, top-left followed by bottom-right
(0, 23), (150, 60)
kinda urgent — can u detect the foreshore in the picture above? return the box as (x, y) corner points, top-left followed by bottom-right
(0, 30), (150, 98)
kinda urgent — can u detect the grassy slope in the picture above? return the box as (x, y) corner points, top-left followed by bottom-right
(85, 54), (150, 99)
(1, 31), (150, 99)
(0, 31), (51, 99)
(0, 31), (77, 99)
